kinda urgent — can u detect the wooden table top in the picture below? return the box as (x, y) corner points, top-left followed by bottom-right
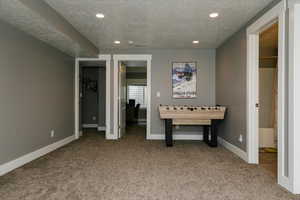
(159, 105), (226, 120)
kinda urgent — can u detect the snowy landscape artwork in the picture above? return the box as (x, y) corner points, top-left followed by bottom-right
(172, 62), (197, 98)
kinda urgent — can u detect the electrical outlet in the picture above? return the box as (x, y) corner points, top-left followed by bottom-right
(50, 130), (55, 138)
(92, 116), (96, 121)
(239, 134), (243, 143)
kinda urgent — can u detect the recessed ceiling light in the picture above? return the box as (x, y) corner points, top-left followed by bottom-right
(128, 40), (134, 44)
(114, 40), (121, 44)
(209, 12), (219, 18)
(193, 40), (199, 44)
(96, 13), (105, 19)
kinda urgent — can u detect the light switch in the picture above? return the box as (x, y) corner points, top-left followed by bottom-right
(157, 92), (161, 97)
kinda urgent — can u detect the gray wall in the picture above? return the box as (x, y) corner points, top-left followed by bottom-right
(215, 0), (282, 151)
(0, 20), (74, 165)
(216, 29), (248, 150)
(103, 49), (216, 136)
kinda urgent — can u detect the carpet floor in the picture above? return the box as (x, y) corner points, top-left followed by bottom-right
(0, 125), (298, 200)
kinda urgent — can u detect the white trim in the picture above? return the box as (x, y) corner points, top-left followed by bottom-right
(149, 135), (247, 162)
(97, 126), (106, 131)
(246, 32), (259, 164)
(218, 137), (248, 162)
(82, 124), (98, 128)
(149, 134), (203, 140)
(75, 55), (111, 140)
(278, 176), (291, 192)
(246, 0), (285, 164)
(288, 2), (300, 194)
(113, 54), (152, 140)
(0, 135), (76, 176)
(277, 5), (288, 190)
(246, 0), (291, 192)
(75, 59), (80, 139)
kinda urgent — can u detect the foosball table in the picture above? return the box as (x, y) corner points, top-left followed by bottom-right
(159, 105), (226, 147)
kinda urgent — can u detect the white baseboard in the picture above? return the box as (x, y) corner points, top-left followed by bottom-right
(149, 134), (247, 162)
(294, 187), (300, 195)
(218, 137), (248, 162)
(148, 134), (203, 140)
(278, 175), (292, 193)
(0, 135), (76, 176)
(82, 124), (98, 128)
(82, 124), (106, 131)
(97, 126), (106, 131)
(106, 134), (118, 140)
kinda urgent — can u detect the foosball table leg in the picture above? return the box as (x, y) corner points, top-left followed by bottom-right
(209, 120), (218, 147)
(165, 119), (173, 147)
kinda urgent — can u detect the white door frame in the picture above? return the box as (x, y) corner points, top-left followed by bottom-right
(246, 0), (289, 190)
(288, 1), (300, 194)
(113, 54), (152, 140)
(74, 55), (111, 139)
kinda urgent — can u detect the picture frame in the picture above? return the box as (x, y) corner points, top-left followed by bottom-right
(172, 62), (197, 99)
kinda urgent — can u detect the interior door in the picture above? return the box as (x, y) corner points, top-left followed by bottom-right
(118, 62), (127, 138)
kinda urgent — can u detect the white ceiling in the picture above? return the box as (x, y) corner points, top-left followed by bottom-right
(0, 0), (80, 56)
(0, 0), (275, 55)
(45, 0), (274, 50)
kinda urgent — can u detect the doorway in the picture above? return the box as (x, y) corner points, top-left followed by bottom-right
(75, 56), (111, 140)
(113, 55), (152, 140)
(120, 61), (147, 138)
(258, 23), (278, 176)
(80, 66), (103, 130)
(246, 1), (288, 189)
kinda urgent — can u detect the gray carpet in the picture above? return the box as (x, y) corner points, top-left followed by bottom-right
(0, 126), (298, 200)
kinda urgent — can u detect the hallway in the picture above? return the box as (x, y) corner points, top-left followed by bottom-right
(0, 127), (297, 200)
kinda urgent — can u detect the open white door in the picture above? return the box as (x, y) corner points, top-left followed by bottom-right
(118, 62), (127, 138)
(246, 1), (291, 192)
(113, 55), (152, 140)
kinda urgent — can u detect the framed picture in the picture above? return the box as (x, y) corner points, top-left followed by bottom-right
(172, 62), (197, 98)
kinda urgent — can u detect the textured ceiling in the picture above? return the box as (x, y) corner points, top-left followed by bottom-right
(45, 0), (274, 50)
(0, 0), (79, 56)
(0, 0), (98, 57)
(0, 0), (275, 55)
